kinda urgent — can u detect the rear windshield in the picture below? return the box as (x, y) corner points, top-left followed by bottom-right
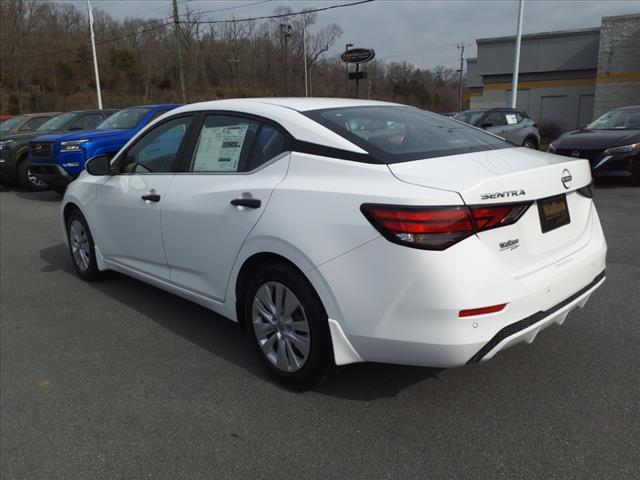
(97, 107), (150, 130)
(305, 106), (510, 163)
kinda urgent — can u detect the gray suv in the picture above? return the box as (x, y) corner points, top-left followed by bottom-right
(454, 108), (540, 149)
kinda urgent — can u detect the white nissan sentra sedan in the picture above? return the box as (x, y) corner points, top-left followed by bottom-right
(61, 98), (606, 389)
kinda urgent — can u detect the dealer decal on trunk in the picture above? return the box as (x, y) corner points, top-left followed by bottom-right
(499, 238), (520, 251)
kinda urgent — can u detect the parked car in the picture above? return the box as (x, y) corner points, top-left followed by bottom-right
(29, 105), (180, 193)
(454, 108), (540, 149)
(0, 112), (60, 135)
(0, 109), (117, 190)
(60, 98), (606, 389)
(549, 105), (640, 181)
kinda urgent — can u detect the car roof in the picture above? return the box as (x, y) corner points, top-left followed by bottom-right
(177, 98), (401, 114)
(614, 105), (640, 111)
(23, 112), (61, 117)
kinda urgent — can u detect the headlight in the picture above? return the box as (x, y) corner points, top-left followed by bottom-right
(0, 140), (15, 150)
(604, 143), (640, 155)
(548, 141), (557, 153)
(60, 139), (90, 152)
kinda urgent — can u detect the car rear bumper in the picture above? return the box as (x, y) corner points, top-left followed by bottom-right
(317, 205), (607, 368)
(29, 163), (74, 186)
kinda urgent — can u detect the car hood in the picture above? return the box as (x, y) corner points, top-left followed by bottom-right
(33, 128), (129, 143)
(1, 129), (66, 142)
(554, 129), (640, 150)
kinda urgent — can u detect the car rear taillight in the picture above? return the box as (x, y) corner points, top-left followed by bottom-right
(459, 303), (507, 317)
(361, 202), (531, 250)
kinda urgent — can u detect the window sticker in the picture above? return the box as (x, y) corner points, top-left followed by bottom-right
(505, 113), (518, 125)
(193, 124), (249, 172)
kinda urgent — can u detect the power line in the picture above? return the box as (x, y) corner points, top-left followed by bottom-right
(185, 0), (374, 24)
(7, 0), (373, 61)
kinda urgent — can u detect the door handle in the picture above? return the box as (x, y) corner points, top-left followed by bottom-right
(230, 198), (261, 209)
(141, 193), (161, 202)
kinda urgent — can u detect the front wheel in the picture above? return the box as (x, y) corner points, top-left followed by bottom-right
(523, 138), (538, 149)
(17, 159), (48, 191)
(244, 263), (334, 390)
(66, 210), (100, 281)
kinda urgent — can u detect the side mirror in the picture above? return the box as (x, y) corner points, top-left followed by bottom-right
(85, 154), (112, 176)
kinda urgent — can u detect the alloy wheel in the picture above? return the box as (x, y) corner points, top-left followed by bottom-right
(27, 168), (48, 189)
(69, 219), (91, 272)
(252, 281), (311, 373)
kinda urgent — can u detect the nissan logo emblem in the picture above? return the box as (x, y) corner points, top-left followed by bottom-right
(561, 168), (572, 189)
(35, 144), (42, 151)
(570, 151), (580, 158)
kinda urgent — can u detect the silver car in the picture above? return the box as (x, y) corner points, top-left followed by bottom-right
(454, 108), (540, 149)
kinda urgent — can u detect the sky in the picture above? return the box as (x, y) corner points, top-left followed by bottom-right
(53, 0), (640, 70)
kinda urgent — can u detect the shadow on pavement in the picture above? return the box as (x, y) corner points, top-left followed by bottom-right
(593, 177), (638, 189)
(40, 242), (440, 399)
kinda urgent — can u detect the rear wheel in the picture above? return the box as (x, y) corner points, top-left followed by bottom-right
(244, 263), (333, 390)
(17, 158), (48, 191)
(523, 137), (538, 149)
(66, 209), (100, 281)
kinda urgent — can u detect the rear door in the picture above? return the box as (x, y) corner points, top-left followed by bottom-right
(161, 113), (290, 301)
(501, 110), (526, 144)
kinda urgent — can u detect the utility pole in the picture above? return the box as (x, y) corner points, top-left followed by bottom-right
(457, 43), (464, 112)
(172, 0), (187, 103)
(87, 0), (102, 109)
(511, 0), (525, 108)
(345, 43), (353, 98)
(303, 23), (308, 97)
(280, 24), (292, 95)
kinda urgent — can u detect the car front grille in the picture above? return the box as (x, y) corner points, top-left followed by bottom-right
(30, 142), (54, 157)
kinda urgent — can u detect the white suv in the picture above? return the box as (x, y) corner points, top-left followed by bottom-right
(61, 98), (606, 389)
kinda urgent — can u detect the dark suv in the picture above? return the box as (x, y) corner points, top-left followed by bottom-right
(0, 109), (116, 190)
(453, 108), (540, 149)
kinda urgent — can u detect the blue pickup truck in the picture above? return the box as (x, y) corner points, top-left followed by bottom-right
(29, 104), (180, 193)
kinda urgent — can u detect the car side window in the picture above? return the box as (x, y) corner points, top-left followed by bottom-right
(189, 115), (260, 173)
(71, 114), (104, 130)
(120, 116), (192, 174)
(504, 112), (519, 125)
(246, 124), (288, 171)
(483, 111), (505, 127)
(515, 112), (524, 123)
(20, 117), (49, 131)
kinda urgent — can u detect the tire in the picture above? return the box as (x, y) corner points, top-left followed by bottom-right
(244, 263), (334, 390)
(66, 209), (100, 281)
(16, 158), (49, 191)
(523, 137), (538, 150)
(51, 185), (67, 195)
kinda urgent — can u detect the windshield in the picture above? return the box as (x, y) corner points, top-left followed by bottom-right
(37, 112), (78, 131)
(97, 107), (149, 130)
(587, 107), (640, 130)
(453, 110), (484, 126)
(306, 106), (510, 163)
(0, 115), (26, 134)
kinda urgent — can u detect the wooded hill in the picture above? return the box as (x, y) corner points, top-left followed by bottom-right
(0, 0), (462, 114)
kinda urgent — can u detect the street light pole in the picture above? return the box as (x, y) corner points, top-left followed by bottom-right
(87, 0), (102, 109)
(303, 23), (308, 97)
(511, 0), (525, 108)
(345, 43), (353, 98)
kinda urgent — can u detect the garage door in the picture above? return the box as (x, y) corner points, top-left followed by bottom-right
(540, 95), (569, 130)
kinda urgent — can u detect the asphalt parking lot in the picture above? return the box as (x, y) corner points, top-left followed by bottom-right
(1, 181), (639, 480)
